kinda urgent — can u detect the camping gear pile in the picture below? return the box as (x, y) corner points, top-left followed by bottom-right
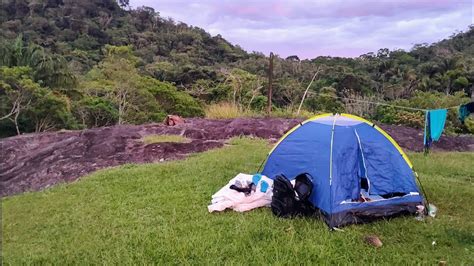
(271, 173), (317, 218)
(208, 173), (273, 212)
(209, 113), (430, 229)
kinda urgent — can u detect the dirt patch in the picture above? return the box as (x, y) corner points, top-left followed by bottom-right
(1, 118), (473, 197)
(379, 124), (474, 152)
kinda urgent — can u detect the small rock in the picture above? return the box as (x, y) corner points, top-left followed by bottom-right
(364, 235), (383, 248)
(164, 115), (184, 126)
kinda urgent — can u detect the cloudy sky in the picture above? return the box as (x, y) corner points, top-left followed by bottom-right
(131, 0), (473, 59)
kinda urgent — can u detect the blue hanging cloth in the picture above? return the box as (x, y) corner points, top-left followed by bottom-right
(458, 102), (474, 124)
(423, 111), (431, 150)
(424, 109), (448, 153)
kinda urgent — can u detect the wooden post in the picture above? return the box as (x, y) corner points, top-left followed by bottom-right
(267, 52), (274, 115)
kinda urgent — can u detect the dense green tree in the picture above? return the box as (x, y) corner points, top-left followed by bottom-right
(80, 45), (163, 124)
(0, 66), (37, 134)
(218, 68), (264, 110)
(73, 96), (118, 128)
(141, 77), (204, 117)
(305, 87), (344, 113)
(80, 45), (203, 125)
(0, 66), (76, 135)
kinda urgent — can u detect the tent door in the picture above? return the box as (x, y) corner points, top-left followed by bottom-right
(354, 129), (371, 194)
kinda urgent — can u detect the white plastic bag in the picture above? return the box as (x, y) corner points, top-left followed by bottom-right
(208, 173), (273, 213)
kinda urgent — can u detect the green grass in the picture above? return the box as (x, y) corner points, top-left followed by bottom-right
(142, 134), (190, 144)
(2, 138), (473, 264)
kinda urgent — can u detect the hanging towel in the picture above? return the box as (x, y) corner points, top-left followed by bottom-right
(429, 109), (447, 141)
(424, 109), (447, 152)
(458, 102), (474, 124)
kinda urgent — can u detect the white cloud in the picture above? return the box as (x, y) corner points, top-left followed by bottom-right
(130, 0), (473, 58)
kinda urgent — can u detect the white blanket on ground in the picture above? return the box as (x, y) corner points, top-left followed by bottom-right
(208, 173), (273, 213)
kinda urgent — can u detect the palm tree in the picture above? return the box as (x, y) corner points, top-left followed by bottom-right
(0, 35), (76, 90)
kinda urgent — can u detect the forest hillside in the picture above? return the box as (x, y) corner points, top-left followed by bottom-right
(1, 0), (473, 137)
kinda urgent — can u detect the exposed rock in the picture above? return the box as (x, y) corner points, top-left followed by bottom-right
(164, 115), (184, 126)
(364, 235), (383, 248)
(1, 118), (473, 197)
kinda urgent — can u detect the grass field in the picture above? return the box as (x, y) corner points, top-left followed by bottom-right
(2, 138), (473, 264)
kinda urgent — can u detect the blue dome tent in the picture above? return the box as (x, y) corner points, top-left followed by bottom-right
(262, 113), (425, 228)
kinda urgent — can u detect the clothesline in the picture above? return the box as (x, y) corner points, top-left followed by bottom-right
(306, 91), (460, 112)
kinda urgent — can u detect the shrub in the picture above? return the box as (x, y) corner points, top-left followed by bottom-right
(25, 89), (79, 132)
(142, 77), (205, 117)
(374, 107), (424, 128)
(464, 117), (474, 134)
(393, 111), (425, 128)
(304, 87), (344, 113)
(73, 97), (119, 128)
(249, 95), (267, 111)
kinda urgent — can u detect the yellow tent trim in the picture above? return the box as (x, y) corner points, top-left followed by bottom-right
(341, 113), (413, 168)
(268, 113), (332, 155)
(267, 113), (413, 169)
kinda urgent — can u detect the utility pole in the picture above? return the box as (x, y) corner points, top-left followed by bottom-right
(267, 52), (274, 115)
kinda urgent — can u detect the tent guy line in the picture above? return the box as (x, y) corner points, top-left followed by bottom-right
(306, 91), (460, 112)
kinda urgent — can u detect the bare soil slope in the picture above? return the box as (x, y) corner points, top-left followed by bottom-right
(1, 118), (473, 196)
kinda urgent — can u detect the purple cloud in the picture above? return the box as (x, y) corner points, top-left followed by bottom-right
(131, 0), (473, 58)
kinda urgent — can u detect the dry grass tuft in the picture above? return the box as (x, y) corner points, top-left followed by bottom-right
(142, 134), (190, 144)
(205, 102), (318, 119)
(205, 102), (255, 119)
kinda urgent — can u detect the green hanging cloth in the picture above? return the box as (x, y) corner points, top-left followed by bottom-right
(424, 109), (447, 153)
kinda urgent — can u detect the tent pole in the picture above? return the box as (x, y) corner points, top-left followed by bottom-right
(414, 170), (430, 209)
(256, 154), (268, 173)
(329, 114), (337, 228)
